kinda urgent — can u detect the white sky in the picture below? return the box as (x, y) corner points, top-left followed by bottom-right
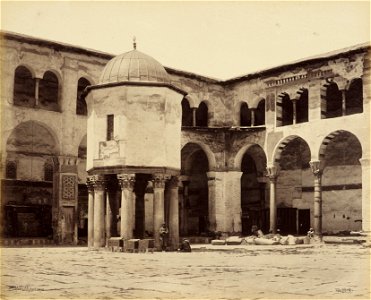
(1, 1), (370, 80)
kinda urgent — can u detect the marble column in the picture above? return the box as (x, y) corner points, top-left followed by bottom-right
(207, 173), (217, 232)
(179, 176), (190, 236)
(292, 99), (297, 124)
(86, 176), (94, 248)
(153, 174), (167, 250)
(192, 107), (197, 127)
(92, 175), (106, 248)
(310, 160), (323, 240)
(267, 165), (279, 233)
(168, 176), (179, 250)
(359, 158), (370, 232)
(117, 174), (135, 240)
(105, 189), (113, 244)
(341, 90), (346, 116)
(34, 78), (40, 107)
(250, 108), (256, 127)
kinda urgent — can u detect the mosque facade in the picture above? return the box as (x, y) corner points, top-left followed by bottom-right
(1, 31), (370, 249)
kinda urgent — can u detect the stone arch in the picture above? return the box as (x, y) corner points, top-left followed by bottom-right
(196, 101), (209, 127)
(13, 65), (36, 107)
(181, 97), (193, 126)
(181, 142), (211, 235)
(320, 80), (342, 119)
(184, 94), (196, 108)
(234, 143), (267, 173)
(272, 135), (311, 164)
(181, 142), (216, 173)
(39, 70), (61, 112)
(240, 102), (251, 126)
(296, 88), (309, 123)
(345, 78), (363, 115)
(318, 130), (363, 166)
(255, 98), (266, 126)
(239, 144), (268, 234)
(276, 92), (293, 126)
(318, 130), (363, 232)
(6, 120), (59, 155)
(76, 77), (91, 116)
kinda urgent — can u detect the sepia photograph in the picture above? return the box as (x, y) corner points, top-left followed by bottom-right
(0, 1), (370, 299)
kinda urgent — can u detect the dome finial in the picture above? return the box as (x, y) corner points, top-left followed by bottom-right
(133, 36), (137, 50)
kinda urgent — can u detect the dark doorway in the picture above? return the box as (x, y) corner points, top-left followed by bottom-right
(298, 209), (310, 235)
(277, 207), (297, 234)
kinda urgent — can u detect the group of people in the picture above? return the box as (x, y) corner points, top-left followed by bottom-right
(159, 223), (191, 252)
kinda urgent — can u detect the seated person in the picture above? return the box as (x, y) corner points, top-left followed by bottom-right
(179, 239), (192, 252)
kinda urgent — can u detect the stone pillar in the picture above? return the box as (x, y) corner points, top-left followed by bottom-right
(292, 99), (297, 124)
(250, 108), (256, 127)
(267, 165), (279, 233)
(91, 175), (106, 248)
(105, 189), (112, 243)
(134, 174), (150, 239)
(310, 160), (323, 240)
(179, 176), (190, 236)
(86, 176), (94, 248)
(207, 171), (225, 232)
(153, 174), (167, 250)
(52, 156), (79, 245)
(192, 107), (197, 127)
(34, 78), (40, 107)
(117, 174), (135, 239)
(341, 90), (346, 116)
(226, 171), (243, 233)
(168, 176), (179, 250)
(359, 158), (370, 232)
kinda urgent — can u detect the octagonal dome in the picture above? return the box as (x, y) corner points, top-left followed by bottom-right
(99, 49), (170, 84)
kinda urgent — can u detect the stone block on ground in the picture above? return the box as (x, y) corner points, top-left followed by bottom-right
(226, 236), (242, 245)
(138, 239), (155, 253)
(211, 239), (226, 245)
(107, 237), (124, 252)
(124, 239), (140, 252)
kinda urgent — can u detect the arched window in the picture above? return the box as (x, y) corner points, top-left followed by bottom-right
(196, 102), (208, 127)
(13, 66), (35, 107)
(181, 98), (192, 126)
(345, 78), (363, 115)
(255, 99), (265, 126)
(296, 89), (308, 123)
(325, 82), (342, 118)
(44, 163), (54, 182)
(6, 161), (17, 179)
(281, 94), (293, 126)
(39, 71), (59, 112)
(76, 78), (90, 115)
(240, 103), (251, 126)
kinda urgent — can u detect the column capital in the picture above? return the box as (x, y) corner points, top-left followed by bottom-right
(117, 173), (135, 190)
(167, 176), (179, 189)
(152, 173), (170, 189)
(86, 175), (95, 193)
(89, 174), (106, 191)
(207, 171), (216, 180)
(309, 160), (323, 177)
(53, 155), (79, 166)
(266, 165), (279, 181)
(359, 158), (370, 167)
(179, 175), (190, 182)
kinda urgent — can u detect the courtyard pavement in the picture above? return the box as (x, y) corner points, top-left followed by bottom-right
(1, 243), (370, 299)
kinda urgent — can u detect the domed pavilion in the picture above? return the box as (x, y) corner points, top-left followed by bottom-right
(85, 41), (186, 250)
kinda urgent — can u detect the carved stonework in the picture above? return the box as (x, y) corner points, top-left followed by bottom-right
(117, 173), (135, 190)
(61, 175), (76, 200)
(167, 176), (179, 189)
(90, 174), (106, 191)
(86, 175), (95, 193)
(152, 174), (170, 189)
(309, 160), (323, 177)
(266, 165), (279, 181)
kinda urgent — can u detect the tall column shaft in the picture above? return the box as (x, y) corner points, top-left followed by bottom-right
(267, 165), (279, 233)
(86, 177), (94, 248)
(153, 174), (167, 250)
(34, 78), (40, 106)
(168, 177), (179, 250)
(106, 192), (112, 243)
(192, 108), (197, 127)
(292, 99), (297, 124)
(92, 175), (106, 248)
(207, 173), (217, 232)
(310, 160), (323, 240)
(250, 108), (256, 127)
(118, 174), (135, 240)
(341, 90), (346, 116)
